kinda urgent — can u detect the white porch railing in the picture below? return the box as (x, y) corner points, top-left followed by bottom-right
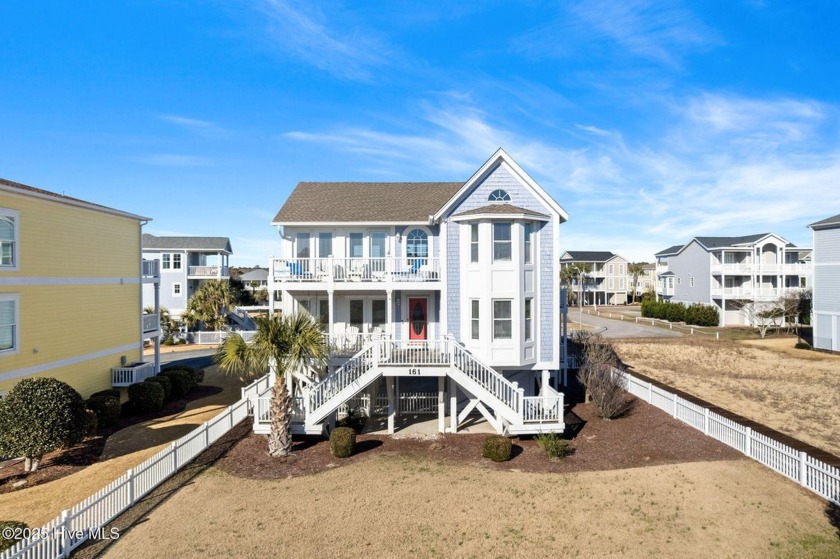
(523, 395), (564, 423)
(271, 256), (441, 283)
(309, 345), (377, 413)
(324, 332), (387, 356)
(192, 330), (258, 345)
(619, 369), (840, 507)
(142, 313), (159, 335)
(378, 339), (451, 366)
(188, 265), (229, 277)
(711, 262), (811, 275)
(141, 259), (160, 279)
(450, 340), (521, 415)
(111, 362), (156, 387)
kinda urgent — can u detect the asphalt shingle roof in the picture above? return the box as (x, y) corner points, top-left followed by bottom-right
(810, 213), (840, 228)
(142, 234), (232, 253)
(239, 268), (268, 281)
(654, 245), (684, 257)
(560, 251), (617, 262)
(453, 203), (549, 218)
(694, 233), (775, 249)
(273, 182), (464, 223)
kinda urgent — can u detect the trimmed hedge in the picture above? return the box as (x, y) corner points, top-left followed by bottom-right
(641, 300), (719, 327)
(127, 381), (164, 413)
(0, 521), (29, 552)
(0, 378), (88, 465)
(83, 409), (98, 436)
(86, 395), (122, 427)
(146, 375), (173, 400)
(329, 427), (356, 458)
(89, 389), (121, 401)
(482, 435), (512, 462)
(160, 369), (196, 399)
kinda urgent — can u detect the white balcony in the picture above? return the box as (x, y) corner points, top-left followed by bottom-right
(141, 259), (160, 283)
(112, 361), (156, 387)
(711, 262), (811, 275)
(711, 286), (803, 299)
(188, 265), (229, 278)
(142, 313), (160, 336)
(271, 257), (441, 284)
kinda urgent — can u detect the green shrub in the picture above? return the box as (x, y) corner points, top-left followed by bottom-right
(482, 435), (512, 462)
(329, 427), (356, 458)
(0, 378), (88, 472)
(89, 388), (121, 401)
(162, 365), (202, 389)
(127, 381), (164, 413)
(535, 432), (569, 459)
(163, 336), (174, 346)
(83, 409), (98, 436)
(146, 375), (173, 400)
(86, 395), (122, 427)
(0, 521), (29, 552)
(160, 369), (196, 398)
(794, 342), (811, 350)
(178, 339), (187, 345)
(685, 303), (720, 327)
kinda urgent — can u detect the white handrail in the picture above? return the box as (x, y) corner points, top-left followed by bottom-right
(449, 339), (520, 414)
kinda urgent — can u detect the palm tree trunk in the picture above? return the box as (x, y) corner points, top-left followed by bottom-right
(268, 376), (293, 457)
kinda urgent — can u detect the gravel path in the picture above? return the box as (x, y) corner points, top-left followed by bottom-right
(576, 312), (683, 338)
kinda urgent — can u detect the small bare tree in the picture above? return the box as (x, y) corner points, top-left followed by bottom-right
(738, 300), (785, 339)
(577, 333), (628, 419)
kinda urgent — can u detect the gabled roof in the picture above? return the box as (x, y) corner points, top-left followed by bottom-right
(433, 148), (569, 222)
(810, 213), (840, 229)
(452, 203), (550, 220)
(655, 245), (683, 257)
(142, 234), (232, 254)
(694, 233), (783, 249)
(560, 251), (618, 262)
(0, 177), (149, 221)
(273, 182), (463, 224)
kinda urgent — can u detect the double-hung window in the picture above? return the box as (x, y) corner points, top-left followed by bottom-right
(162, 254), (171, 270)
(524, 299), (533, 341)
(349, 233), (364, 258)
(0, 295), (18, 354)
(296, 233), (311, 258)
(471, 300), (480, 339)
(493, 300), (512, 340)
(173, 283), (182, 297)
(172, 253), (182, 270)
(493, 223), (511, 262)
(371, 300), (387, 331)
(318, 233), (333, 258)
(470, 224), (479, 263)
(0, 210), (18, 269)
(523, 223), (532, 265)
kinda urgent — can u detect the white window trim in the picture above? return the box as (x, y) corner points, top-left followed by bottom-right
(470, 224), (479, 264)
(0, 208), (20, 272)
(524, 298), (533, 342)
(172, 253), (182, 270)
(470, 299), (480, 340)
(172, 282), (182, 297)
(492, 299), (513, 340)
(0, 293), (20, 356)
(492, 222), (512, 263)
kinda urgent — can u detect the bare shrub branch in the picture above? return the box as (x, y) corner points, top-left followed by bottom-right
(577, 333), (629, 420)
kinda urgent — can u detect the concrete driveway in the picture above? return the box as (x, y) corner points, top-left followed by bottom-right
(574, 312), (683, 339)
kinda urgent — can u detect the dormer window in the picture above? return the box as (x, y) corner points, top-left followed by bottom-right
(488, 189), (511, 202)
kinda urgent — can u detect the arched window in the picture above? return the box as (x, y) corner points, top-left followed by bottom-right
(488, 189), (511, 202)
(406, 229), (428, 258)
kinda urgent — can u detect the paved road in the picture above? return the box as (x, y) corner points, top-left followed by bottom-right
(574, 312), (683, 339)
(157, 348), (217, 369)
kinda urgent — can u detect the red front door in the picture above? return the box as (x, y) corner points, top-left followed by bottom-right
(408, 298), (427, 340)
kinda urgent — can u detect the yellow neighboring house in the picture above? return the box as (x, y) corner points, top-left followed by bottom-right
(0, 178), (161, 398)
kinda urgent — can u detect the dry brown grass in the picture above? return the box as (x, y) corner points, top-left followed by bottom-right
(614, 337), (840, 456)
(100, 456), (839, 558)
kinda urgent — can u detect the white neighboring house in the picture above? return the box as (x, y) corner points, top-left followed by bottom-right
(141, 234), (232, 317)
(266, 148), (570, 436)
(628, 263), (655, 300)
(810, 213), (840, 351)
(559, 251), (628, 305)
(654, 233), (811, 326)
(239, 268), (269, 291)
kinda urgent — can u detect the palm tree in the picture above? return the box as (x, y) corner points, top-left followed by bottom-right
(145, 305), (178, 339)
(215, 313), (326, 457)
(183, 279), (234, 331)
(627, 263), (646, 304)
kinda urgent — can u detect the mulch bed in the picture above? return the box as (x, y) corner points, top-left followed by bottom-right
(214, 396), (744, 479)
(0, 385), (222, 493)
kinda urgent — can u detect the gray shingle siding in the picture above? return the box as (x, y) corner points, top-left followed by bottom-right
(539, 219), (554, 362)
(446, 222), (460, 339)
(669, 241), (712, 305)
(814, 227), (840, 314)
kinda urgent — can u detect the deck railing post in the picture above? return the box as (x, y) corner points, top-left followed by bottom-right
(648, 382), (652, 403)
(60, 509), (71, 558)
(127, 468), (135, 506)
(703, 408), (709, 435)
(745, 427), (752, 457)
(673, 392), (678, 418)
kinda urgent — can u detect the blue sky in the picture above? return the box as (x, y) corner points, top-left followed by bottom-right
(2, 1), (839, 265)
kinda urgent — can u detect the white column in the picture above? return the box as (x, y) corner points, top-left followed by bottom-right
(438, 376), (446, 433)
(154, 281), (161, 373)
(386, 289), (393, 337)
(328, 290), (335, 339)
(386, 377), (395, 434)
(449, 376), (458, 433)
(541, 370), (550, 395)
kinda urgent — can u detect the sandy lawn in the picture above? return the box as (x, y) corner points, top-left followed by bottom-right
(99, 456), (839, 559)
(614, 338), (840, 456)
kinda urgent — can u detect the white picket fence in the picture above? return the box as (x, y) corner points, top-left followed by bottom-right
(1, 374), (271, 559)
(620, 369), (840, 506)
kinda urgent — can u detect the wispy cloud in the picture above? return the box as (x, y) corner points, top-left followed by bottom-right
(513, 0), (721, 66)
(254, 0), (393, 80)
(129, 154), (213, 167)
(283, 90), (840, 260)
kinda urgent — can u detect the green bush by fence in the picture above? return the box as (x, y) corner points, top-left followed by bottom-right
(641, 300), (719, 327)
